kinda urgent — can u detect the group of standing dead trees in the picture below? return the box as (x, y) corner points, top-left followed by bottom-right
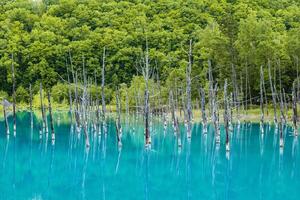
(2, 45), (300, 153)
(1, 53), (55, 143)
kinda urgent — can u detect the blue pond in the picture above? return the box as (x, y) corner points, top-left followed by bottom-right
(0, 112), (299, 200)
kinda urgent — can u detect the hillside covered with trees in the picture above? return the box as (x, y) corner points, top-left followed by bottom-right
(0, 0), (300, 105)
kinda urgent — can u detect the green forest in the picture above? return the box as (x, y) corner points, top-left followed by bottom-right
(0, 0), (300, 106)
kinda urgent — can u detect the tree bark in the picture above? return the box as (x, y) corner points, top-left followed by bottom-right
(11, 53), (16, 134)
(47, 91), (55, 140)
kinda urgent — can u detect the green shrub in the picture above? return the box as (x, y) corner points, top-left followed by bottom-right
(16, 86), (30, 103)
(0, 90), (8, 101)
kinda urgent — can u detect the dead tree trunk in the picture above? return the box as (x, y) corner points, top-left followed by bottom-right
(67, 67), (73, 114)
(40, 83), (46, 133)
(74, 71), (80, 128)
(69, 50), (80, 127)
(3, 102), (9, 135)
(262, 67), (269, 120)
(11, 53), (16, 134)
(29, 84), (33, 128)
(208, 60), (213, 118)
(199, 88), (207, 133)
(101, 47), (106, 122)
(292, 81), (298, 136)
(47, 91), (55, 140)
(144, 44), (151, 146)
(134, 86), (139, 115)
(94, 70), (100, 134)
(292, 82), (298, 136)
(170, 90), (181, 147)
(144, 89), (150, 146)
(260, 65), (264, 132)
(224, 80), (230, 151)
(82, 56), (90, 148)
(116, 89), (122, 146)
(231, 63), (240, 124)
(213, 83), (220, 144)
(279, 89), (284, 148)
(126, 89), (129, 117)
(268, 60), (278, 125)
(186, 40), (192, 139)
(296, 56), (300, 101)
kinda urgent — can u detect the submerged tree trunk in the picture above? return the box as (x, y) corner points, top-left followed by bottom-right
(213, 83), (220, 144)
(292, 81), (298, 136)
(29, 84), (33, 128)
(40, 83), (46, 133)
(142, 42), (151, 147)
(47, 91), (55, 140)
(144, 89), (150, 145)
(170, 90), (181, 147)
(3, 103), (9, 135)
(224, 80), (230, 151)
(199, 88), (207, 133)
(116, 89), (122, 146)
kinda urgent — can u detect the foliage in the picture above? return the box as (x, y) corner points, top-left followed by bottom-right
(0, 0), (300, 102)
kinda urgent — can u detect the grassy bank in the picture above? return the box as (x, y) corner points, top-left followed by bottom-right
(0, 102), (297, 125)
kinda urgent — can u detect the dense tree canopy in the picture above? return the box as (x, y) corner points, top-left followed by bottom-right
(0, 0), (300, 104)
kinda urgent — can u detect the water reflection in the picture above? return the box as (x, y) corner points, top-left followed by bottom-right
(0, 112), (299, 199)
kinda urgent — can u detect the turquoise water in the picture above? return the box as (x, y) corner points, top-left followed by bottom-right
(0, 112), (299, 200)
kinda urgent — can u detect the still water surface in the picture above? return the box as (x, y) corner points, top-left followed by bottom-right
(0, 112), (299, 200)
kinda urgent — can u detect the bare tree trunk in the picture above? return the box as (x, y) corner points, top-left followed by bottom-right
(102, 47), (106, 122)
(231, 63), (239, 124)
(199, 88), (207, 133)
(29, 84), (33, 128)
(156, 72), (162, 115)
(11, 53), (16, 134)
(40, 83), (46, 133)
(82, 56), (90, 148)
(170, 90), (181, 147)
(144, 88), (150, 146)
(134, 86), (139, 115)
(180, 87), (186, 122)
(186, 40), (193, 139)
(283, 89), (288, 123)
(208, 60), (213, 119)
(262, 67), (269, 121)
(213, 83), (220, 144)
(260, 65), (264, 133)
(47, 91), (55, 141)
(296, 56), (300, 101)
(94, 70), (100, 134)
(116, 89), (122, 146)
(126, 89), (129, 118)
(279, 89), (284, 148)
(74, 71), (80, 128)
(67, 67), (73, 114)
(69, 50), (80, 128)
(224, 80), (230, 151)
(268, 60), (278, 125)
(3, 103), (9, 135)
(292, 81), (298, 136)
(144, 44), (151, 146)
